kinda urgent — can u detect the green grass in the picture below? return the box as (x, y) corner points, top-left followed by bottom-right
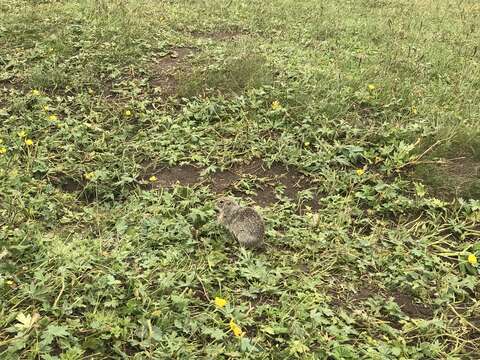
(177, 52), (274, 97)
(1, 0), (480, 358)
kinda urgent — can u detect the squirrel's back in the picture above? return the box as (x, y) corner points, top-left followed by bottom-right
(227, 207), (265, 248)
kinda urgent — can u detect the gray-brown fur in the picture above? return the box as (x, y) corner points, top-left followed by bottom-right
(216, 197), (265, 248)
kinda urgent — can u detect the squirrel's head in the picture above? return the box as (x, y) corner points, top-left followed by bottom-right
(216, 197), (237, 211)
(216, 197), (238, 224)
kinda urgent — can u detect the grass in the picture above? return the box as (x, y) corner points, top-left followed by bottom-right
(177, 52), (274, 97)
(1, 0), (480, 358)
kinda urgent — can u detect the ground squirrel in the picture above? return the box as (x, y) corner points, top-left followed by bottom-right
(216, 197), (265, 248)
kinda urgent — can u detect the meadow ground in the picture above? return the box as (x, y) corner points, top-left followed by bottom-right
(1, 0), (480, 358)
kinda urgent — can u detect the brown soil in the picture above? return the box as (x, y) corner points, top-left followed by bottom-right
(149, 164), (202, 188)
(0, 80), (18, 91)
(209, 169), (238, 193)
(49, 175), (85, 193)
(392, 292), (433, 319)
(332, 283), (433, 320)
(144, 159), (317, 207)
(150, 47), (197, 96)
(210, 159), (316, 206)
(351, 285), (377, 302)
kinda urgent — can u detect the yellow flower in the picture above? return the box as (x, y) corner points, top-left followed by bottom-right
(31, 89), (40, 96)
(411, 106), (418, 115)
(42, 105), (49, 111)
(17, 131), (27, 138)
(271, 100), (281, 110)
(0, 146), (7, 154)
(124, 110), (132, 116)
(229, 319), (244, 337)
(214, 297), (227, 308)
(304, 141), (310, 147)
(149, 175), (158, 182)
(356, 168), (365, 176)
(367, 84), (376, 91)
(84, 172), (96, 180)
(48, 114), (58, 121)
(24, 139), (33, 146)
(468, 254), (477, 266)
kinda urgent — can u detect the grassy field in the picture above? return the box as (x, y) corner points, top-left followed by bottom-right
(1, 0), (480, 358)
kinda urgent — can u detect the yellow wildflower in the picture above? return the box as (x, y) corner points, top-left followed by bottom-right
(42, 105), (49, 111)
(0, 146), (7, 154)
(356, 168), (365, 176)
(17, 131), (27, 138)
(124, 110), (132, 117)
(151, 310), (162, 317)
(25, 139), (33, 146)
(84, 172), (96, 180)
(48, 114), (58, 121)
(468, 254), (477, 266)
(411, 106), (418, 115)
(271, 100), (281, 110)
(214, 297), (227, 308)
(367, 84), (376, 91)
(304, 141), (310, 147)
(6, 280), (14, 285)
(149, 175), (158, 182)
(31, 89), (40, 96)
(229, 319), (244, 337)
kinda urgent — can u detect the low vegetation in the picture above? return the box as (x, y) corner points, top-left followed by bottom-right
(1, 0), (479, 358)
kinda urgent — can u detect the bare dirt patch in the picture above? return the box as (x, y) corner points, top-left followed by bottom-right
(331, 284), (433, 320)
(55, 178), (85, 193)
(48, 173), (85, 193)
(150, 47), (197, 96)
(209, 159), (316, 206)
(326, 280), (375, 307)
(144, 159), (316, 206)
(392, 292), (433, 319)
(149, 164), (202, 188)
(209, 169), (238, 193)
(0, 80), (18, 91)
(351, 285), (378, 302)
